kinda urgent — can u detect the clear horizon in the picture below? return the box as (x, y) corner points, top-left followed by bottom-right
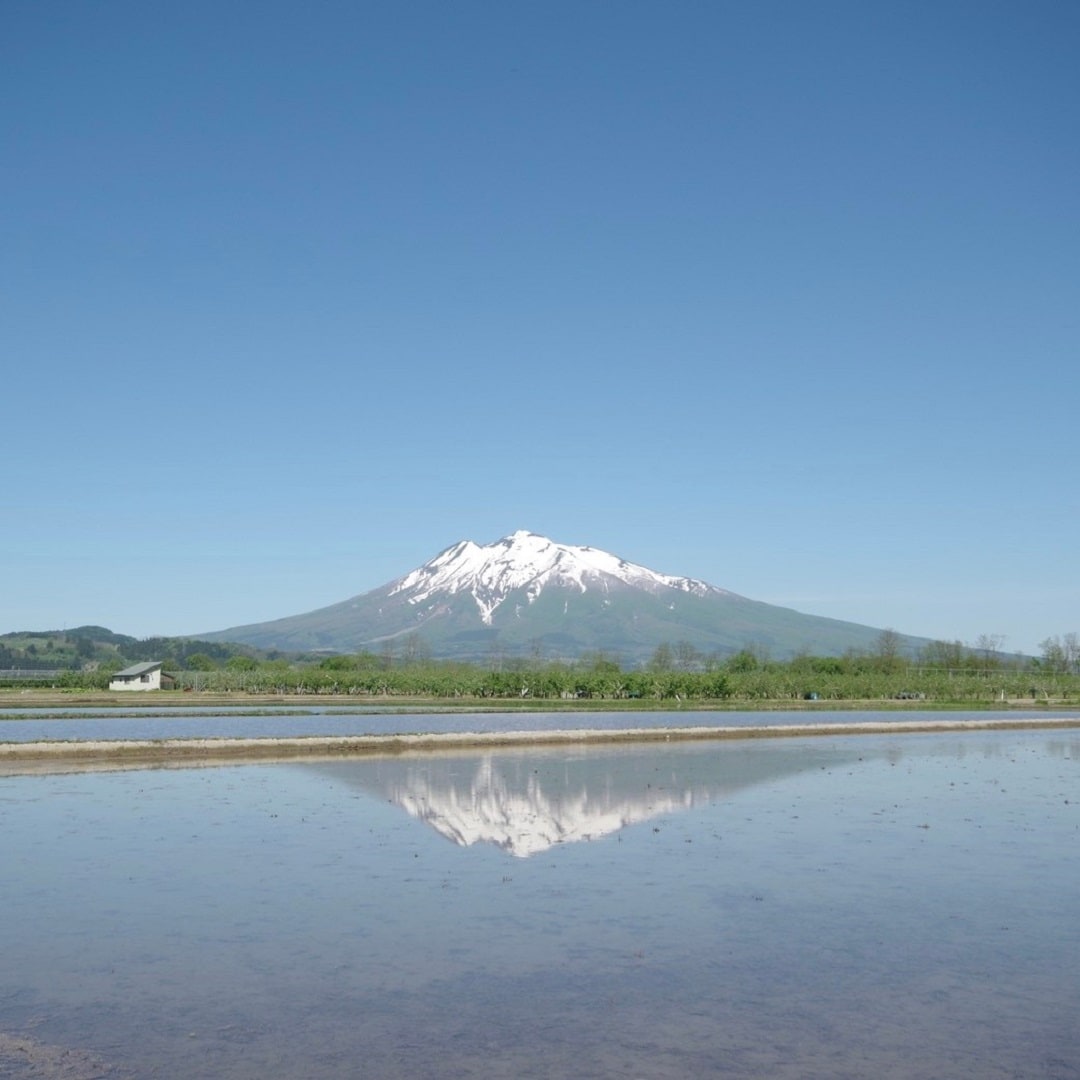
(3, 2), (1077, 657)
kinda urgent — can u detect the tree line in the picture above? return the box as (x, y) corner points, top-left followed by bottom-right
(9, 631), (1078, 704)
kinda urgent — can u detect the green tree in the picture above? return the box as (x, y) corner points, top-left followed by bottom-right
(649, 642), (674, 672)
(874, 629), (903, 673)
(1039, 635), (1079, 674)
(918, 639), (966, 669)
(319, 655), (358, 671)
(725, 649), (759, 673)
(582, 652), (621, 674)
(675, 640), (703, 671)
(403, 633), (430, 664)
(974, 634), (1005, 668)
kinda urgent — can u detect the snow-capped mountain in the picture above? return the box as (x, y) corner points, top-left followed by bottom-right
(205, 530), (924, 662)
(390, 530), (728, 626)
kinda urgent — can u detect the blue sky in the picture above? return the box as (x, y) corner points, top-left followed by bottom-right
(3, 1), (1077, 656)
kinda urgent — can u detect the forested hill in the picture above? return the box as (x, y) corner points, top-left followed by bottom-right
(0, 626), (270, 672)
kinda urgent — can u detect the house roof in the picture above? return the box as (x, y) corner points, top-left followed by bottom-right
(112, 661), (163, 678)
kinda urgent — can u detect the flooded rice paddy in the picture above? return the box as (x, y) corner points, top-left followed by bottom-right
(1, 719), (1078, 1078)
(0, 707), (1045, 743)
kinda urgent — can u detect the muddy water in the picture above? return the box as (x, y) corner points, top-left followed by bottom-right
(1, 730), (1078, 1078)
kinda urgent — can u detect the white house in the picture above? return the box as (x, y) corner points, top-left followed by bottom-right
(109, 661), (172, 691)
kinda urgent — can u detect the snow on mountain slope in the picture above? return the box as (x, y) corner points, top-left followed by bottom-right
(389, 530), (727, 625)
(201, 529), (926, 661)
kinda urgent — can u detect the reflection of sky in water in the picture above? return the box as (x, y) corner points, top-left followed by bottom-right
(1, 731), (1078, 1078)
(0, 707), (1032, 742)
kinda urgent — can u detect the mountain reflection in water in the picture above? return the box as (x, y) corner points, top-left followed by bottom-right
(304, 740), (880, 856)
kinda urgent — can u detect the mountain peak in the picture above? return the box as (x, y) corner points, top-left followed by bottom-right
(390, 531), (719, 625)
(203, 530), (927, 662)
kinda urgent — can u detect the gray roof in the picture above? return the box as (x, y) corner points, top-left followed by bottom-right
(112, 661), (163, 678)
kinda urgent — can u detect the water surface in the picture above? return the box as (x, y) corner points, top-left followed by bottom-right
(0, 707), (1037, 743)
(2, 729), (1077, 1078)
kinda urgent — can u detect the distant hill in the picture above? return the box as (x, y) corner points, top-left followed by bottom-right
(0, 626), (269, 672)
(202, 530), (931, 664)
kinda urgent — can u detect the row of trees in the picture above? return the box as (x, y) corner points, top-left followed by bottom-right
(169, 664), (733, 701)
(5, 627), (1079, 703)
(12, 642), (1077, 704)
(1037, 634), (1080, 674)
(648, 632), (1080, 677)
